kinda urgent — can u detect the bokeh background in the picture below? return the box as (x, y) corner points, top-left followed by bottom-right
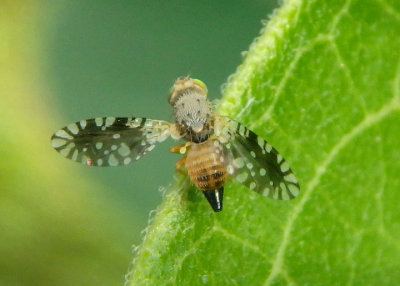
(1, 1), (277, 285)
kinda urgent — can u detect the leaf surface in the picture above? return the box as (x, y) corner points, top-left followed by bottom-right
(128, 0), (400, 285)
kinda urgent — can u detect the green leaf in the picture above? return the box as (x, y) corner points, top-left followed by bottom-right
(127, 0), (400, 285)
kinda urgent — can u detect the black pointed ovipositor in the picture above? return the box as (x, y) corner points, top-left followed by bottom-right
(203, 187), (224, 212)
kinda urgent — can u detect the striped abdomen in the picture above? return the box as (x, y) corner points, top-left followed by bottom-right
(185, 139), (227, 191)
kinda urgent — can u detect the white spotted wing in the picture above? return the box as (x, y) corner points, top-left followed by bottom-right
(51, 117), (171, 166)
(215, 116), (300, 200)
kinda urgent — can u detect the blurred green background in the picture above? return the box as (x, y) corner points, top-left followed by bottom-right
(1, 1), (277, 285)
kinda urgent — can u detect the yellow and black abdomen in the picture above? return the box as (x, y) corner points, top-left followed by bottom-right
(185, 139), (226, 212)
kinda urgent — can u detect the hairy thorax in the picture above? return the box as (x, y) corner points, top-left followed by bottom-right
(171, 87), (214, 143)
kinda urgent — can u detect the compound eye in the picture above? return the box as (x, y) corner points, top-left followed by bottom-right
(192, 78), (208, 94)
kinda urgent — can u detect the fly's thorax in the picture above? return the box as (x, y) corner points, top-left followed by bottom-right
(169, 77), (214, 143)
(173, 93), (214, 142)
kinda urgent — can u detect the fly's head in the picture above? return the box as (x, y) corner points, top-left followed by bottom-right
(169, 77), (214, 143)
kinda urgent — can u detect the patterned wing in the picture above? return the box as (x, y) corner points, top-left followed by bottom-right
(215, 116), (300, 200)
(51, 117), (171, 166)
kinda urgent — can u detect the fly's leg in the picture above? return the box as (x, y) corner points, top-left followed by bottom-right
(169, 141), (190, 154)
(169, 144), (185, 154)
(169, 142), (190, 175)
(174, 156), (187, 175)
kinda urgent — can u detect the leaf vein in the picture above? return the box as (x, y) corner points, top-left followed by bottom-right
(346, 230), (364, 286)
(394, 58), (400, 99)
(254, 35), (333, 126)
(328, 0), (352, 35)
(169, 232), (213, 285)
(263, 97), (400, 285)
(329, 39), (369, 115)
(376, 127), (386, 234)
(373, 0), (400, 22)
(213, 223), (269, 261)
(220, 0), (304, 115)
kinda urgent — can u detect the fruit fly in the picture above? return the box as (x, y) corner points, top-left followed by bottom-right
(51, 77), (300, 212)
